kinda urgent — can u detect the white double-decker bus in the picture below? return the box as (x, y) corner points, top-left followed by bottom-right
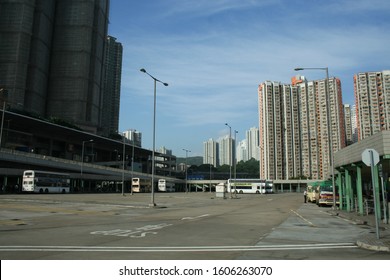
(158, 179), (175, 192)
(227, 178), (274, 194)
(22, 170), (71, 193)
(131, 178), (152, 193)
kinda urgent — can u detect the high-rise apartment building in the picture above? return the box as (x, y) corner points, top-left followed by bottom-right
(258, 81), (301, 180)
(0, 0), (112, 134)
(203, 138), (219, 167)
(158, 146), (172, 155)
(123, 129), (142, 147)
(246, 127), (260, 161)
(258, 81), (284, 179)
(204, 128), (260, 166)
(101, 36), (123, 136)
(282, 83), (302, 179)
(258, 76), (345, 180)
(354, 70), (390, 140)
(351, 104), (358, 143)
(344, 104), (354, 146)
(236, 139), (248, 162)
(218, 135), (234, 167)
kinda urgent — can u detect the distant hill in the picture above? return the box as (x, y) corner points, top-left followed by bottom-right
(176, 156), (203, 166)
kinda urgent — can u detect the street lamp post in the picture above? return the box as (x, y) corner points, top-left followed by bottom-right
(234, 129), (238, 195)
(294, 67), (336, 209)
(140, 68), (168, 207)
(225, 123), (232, 179)
(131, 130), (136, 196)
(183, 148), (191, 193)
(208, 155), (213, 193)
(225, 123), (232, 198)
(81, 139), (94, 191)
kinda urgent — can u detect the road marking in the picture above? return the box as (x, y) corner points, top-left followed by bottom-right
(90, 223), (172, 238)
(290, 209), (315, 227)
(0, 243), (357, 252)
(181, 214), (210, 220)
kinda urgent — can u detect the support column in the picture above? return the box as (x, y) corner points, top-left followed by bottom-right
(345, 169), (351, 212)
(356, 165), (364, 215)
(337, 172), (343, 210)
(2, 176), (8, 193)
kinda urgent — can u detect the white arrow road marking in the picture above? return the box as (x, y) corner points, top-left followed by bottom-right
(130, 232), (157, 238)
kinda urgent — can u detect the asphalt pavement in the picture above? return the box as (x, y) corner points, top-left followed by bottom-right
(1, 192), (389, 260)
(329, 207), (390, 252)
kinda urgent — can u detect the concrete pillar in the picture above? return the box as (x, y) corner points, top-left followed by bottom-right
(356, 165), (364, 215)
(337, 173), (343, 210)
(1, 176), (8, 193)
(345, 169), (351, 212)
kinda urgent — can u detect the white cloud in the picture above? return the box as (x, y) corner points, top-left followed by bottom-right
(112, 0), (390, 154)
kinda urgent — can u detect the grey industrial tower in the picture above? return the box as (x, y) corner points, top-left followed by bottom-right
(0, 0), (120, 135)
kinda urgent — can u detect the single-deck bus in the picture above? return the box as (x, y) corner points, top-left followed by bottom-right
(158, 179), (175, 192)
(22, 170), (70, 193)
(227, 178), (274, 194)
(131, 177), (152, 193)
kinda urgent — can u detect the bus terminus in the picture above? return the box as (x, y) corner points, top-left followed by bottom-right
(22, 170), (71, 193)
(131, 178), (152, 193)
(227, 178), (274, 194)
(158, 179), (175, 192)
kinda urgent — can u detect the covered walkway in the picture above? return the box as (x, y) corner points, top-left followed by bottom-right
(334, 131), (390, 221)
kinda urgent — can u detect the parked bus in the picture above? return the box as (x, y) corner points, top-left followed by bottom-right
(131, 177), (152, 193)
(227, 179), (274, 194)
(22, 170), (70, 193)
(158, 179), (175, 192)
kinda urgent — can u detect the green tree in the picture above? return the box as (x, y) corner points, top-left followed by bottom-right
(236, 158), (259, 177)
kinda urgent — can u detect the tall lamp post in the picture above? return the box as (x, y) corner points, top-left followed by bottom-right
(234, 129), (238, 195)
(208, 155), (213, 193)
(224, 123), (232, 179)
(225, 123), (232, 198)
(140, 68), (168, 207)
(183, 148), (191, 193)
(294, 67), (336, 209)
(81, 139), (94, 191)
(131, 130), (136, 196)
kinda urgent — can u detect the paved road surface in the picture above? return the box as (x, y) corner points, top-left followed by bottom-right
(0, 192), (388, 259)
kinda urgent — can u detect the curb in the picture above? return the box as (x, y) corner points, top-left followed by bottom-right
(330, 210), (390, 252)
(356, 240), (390, 252)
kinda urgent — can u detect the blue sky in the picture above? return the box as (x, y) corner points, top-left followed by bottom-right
(108, 0), (390, 157)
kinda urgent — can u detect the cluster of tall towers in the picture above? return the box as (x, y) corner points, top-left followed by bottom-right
(203, 127), (260, 168)
(258, 70), (390, 181)
(0, 0), (122, 137)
